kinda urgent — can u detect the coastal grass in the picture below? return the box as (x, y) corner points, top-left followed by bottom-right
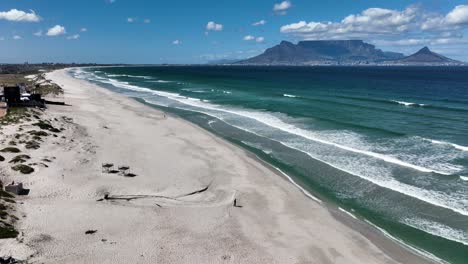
(0, 221), (18, 239)
(11, 164), (34, 174)
(32, 83), (63, 96)
(0, 186), (17, 239)
(33, 120), (61, 133)
(0, 107), (31, 127)
(0, 147), (21, 153)
(9, 154), (31, 164)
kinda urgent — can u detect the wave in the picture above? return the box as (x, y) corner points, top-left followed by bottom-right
(338, 207), (358, 220)
(147, 80), (173, 83)
(364, 219), (448, 264)
(74, 74), (468, 216)
(272, 167), (322, 204)
(105, 73), (153, 79)
(339, 95), (468, 113)
(460, 176), (468, 181)
(182, 89), (209, 93)
(423, 138), (468, 152)
(392, 100), (426, 107)
(283, 94), (298, 98)
(106, 74), (127, 77)
(403, 217), (468, 246)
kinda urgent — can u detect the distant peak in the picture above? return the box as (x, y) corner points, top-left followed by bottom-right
(279, 40), (294, 46)
(417, 46), (432, 54)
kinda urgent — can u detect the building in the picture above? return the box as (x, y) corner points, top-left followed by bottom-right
(3, 86), (21, 104)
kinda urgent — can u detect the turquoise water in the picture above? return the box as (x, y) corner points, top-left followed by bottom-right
(72, 66), (468, 263)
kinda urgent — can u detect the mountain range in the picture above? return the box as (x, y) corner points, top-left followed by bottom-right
(236, 40), (463, 66)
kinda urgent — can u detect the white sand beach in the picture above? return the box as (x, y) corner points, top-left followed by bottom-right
(0, 69), (433, 263)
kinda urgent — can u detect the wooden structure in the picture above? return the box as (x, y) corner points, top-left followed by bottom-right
(3, 86), (20, 104)
(4, 182), (29, 195)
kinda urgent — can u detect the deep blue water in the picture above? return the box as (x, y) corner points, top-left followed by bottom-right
(72, 66), (468, 263)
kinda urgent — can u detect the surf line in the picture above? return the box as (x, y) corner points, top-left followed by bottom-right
(141, 92), (452, 176)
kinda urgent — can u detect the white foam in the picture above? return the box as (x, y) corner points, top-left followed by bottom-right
(147, 80), (172, 83)
(460, 176), (468, 181)
(106, 74), (153, 79)
(127, 75), (153, 79)
(426, 139), (468, 152)
(392, 100), (425, 107)
(201, 107), (452, 175)
(182, 89), (208, 93)
(403, 217), (468, 246)
(338, 207), (358, 220)
(137, 91), (452, 175)
(275, 140), (468, 216)
(106, 74), (127, 77)
(283, 94), (298, 98)
(364, 220), (448, 264)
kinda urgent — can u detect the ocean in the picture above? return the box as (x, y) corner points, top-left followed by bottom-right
(71, 66), (468, 263)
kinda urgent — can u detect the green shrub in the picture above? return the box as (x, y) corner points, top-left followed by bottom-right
(0, 147), (21, 153)
(11, 164), (34, 174)
(9, 154), (31, 164)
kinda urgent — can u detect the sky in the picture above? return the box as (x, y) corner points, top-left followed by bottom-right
(1, 0), (468, 63)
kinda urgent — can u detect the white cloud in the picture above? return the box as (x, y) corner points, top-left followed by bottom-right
(33, 30), (43, 37)
(144, 18), (151, 23)
(243, 35), (265, 43)
(173, 40), (181, 45)
(273, 1), (291, 11)
(13, 35), (22, 40)
(0, 9), (41, 22)
(67, 34), (80, 40)
(80, 28), (87, 32)
(127, 17), (135, 23)
(243, 35), (255, 41)
(252, 20), (266, 26)
(46, 25), (66, 36)
(280, 5), (468, 47)
(446, 5), (468, 25)
(206, 21), (223, 31)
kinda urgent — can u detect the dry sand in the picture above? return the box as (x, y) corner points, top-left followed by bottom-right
(0, 69), (433, 263)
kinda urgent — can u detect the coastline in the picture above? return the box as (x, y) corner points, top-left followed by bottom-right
(0, 68), (435, 263)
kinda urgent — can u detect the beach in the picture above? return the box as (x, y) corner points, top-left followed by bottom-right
(0, 68), (432, 263)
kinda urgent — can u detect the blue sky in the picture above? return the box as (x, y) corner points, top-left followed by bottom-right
(1, 0), (468, 63)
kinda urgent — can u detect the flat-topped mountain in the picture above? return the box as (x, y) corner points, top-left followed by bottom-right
(236, 40), (464, 66)
(237, 40), (404, 65)
(390, 47), (461, 65)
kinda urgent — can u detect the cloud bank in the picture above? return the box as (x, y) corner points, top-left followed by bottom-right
(280, 5), (468, 47)
(0, 9), (41, 22)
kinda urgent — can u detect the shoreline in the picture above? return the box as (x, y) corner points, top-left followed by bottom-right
(0, 68), (434, 263)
